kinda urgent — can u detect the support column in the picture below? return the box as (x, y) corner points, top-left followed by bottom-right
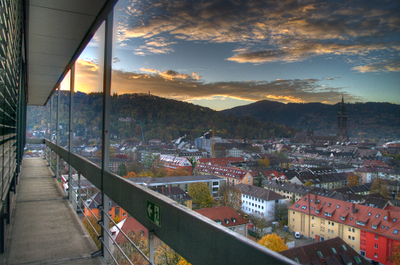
(149, 231), (155, 264)
(100, 10), (113, 261)
(68, 66), (75, 202)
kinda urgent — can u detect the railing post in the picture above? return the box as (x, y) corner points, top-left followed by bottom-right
(68, 66), (75, 202)
(56, 87), (60, 179)
(49, 96), (53, 171)
(77, 173), (81, 213)
(149, 231), (155, 264)
(99, 9), (114, 261)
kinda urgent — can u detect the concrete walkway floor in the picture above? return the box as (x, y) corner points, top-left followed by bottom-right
(4, 157), (105, 265)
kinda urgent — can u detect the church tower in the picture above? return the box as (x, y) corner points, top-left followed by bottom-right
(337, 96), (349, 141)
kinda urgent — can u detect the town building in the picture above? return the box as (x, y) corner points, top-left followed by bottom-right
(288, 194), (400, 264)
(84, 192), (128, 221)
(158, 154), (193, 174)
(337, 96), (349, 141)
(235, 184), (286, 221)
(152, 186), (193, 209)
(290, 172), (347, 189)
(194, 164), (253, 186)
(280, 237), (369, 265)
(197, 157), (244, 167)
(355, 166), (400, 183)
(195, 206), (248, 237)
(126, 175), (226, 198)
(263, 181), (313, 203)
(87, 157), (131, 172)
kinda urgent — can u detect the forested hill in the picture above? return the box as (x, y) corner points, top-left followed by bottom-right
(221, 100), (400, 139)
(27, 92), (299, 142)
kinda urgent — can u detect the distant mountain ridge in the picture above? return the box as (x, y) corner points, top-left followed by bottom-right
(27, 92), (299, 142)
(221, 100), (400, 139)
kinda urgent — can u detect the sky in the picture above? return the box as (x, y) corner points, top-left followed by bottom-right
(72, 0), (400, 111)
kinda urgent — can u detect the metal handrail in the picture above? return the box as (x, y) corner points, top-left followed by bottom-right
(30, 138), (297, 265)
(99, 207), (150, 264)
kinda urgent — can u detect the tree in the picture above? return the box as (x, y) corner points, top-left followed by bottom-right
(155, 167), (168, 178)
(254, 172), (264, 187)
(82, 216), (101, 249)
(258, 233), (288, 252)
(304, 179), (313, 187)
(94, 149), (115, 158)
(189, 157), (197, 172)
(391, 242), (400, 265)
(114, 231), (181, 265)
(249, 213), (269, 239)
(347, 173), (361, 186)
(370, 177), (389, 198)
(123, 171), (138, 178)
(177, 257), (192, 265)
(142, 153), (158, 170)
(155, 240), (181, 265)
(258, 157), (270, 168)
(117, 163), (128, 177)
(272, 202), (289, 224)
(166, 168), (191, 177)
(126, 161), (144, 174)
(188, 182), (214, 209)
(82, 215), (115, 250)
(114, 231), (149, 265)
(217, 186), (242, 211)
(138, 171), (155, 178)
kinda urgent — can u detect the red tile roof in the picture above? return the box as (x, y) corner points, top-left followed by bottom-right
(194, 206), (247, 227)
(197, 157), (244, 166)
(288, 194), (400, 241)
(195, 164), (249, 180)
(113, 217), (148, 244)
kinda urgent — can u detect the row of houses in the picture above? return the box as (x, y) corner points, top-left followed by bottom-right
(288, 193), (400, 264)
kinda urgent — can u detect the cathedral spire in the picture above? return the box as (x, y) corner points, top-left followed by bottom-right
(337, 96), (348, 141)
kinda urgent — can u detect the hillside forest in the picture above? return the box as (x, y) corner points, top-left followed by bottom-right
(222, 100), (400, 140)
(27, 92), (298, 144)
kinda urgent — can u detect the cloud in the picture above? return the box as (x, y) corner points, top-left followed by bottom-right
(351, 59), (400, 73)
(226, 42), (393, 64)
(134, 37), (177, 55)
(140, 68), (200, 80)
(116, 0), (400, 63)
(75, 59), (362, 105)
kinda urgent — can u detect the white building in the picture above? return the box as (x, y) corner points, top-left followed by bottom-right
(235, 183), (286, 221)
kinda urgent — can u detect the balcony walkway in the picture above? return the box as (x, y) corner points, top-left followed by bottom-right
(4, 157), (105, 265)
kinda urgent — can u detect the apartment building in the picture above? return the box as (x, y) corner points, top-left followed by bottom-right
(127, 175), (226, 198)
(235, 184), (285, 221)
(195, 164), (253, 186)
(288, 194), (400, 264)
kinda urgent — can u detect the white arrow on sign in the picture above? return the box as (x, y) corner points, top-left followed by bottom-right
(147, 203), (153, 217)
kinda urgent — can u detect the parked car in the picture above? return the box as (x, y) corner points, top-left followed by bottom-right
(295, 232), (301, 239)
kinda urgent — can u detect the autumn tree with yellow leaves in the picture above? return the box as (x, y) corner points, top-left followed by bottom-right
(217, 186), (242, 211)
(391, 243), (400, 265)
(123, 171), (138, 178)
(347, 173), (361, 186)
(258, 157), (270, 168)
(188, 182), (214, 209)
(258, 233), (288, 252)
(370, 177), (389, 198)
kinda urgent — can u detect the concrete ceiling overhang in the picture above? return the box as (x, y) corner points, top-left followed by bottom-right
(26, 0), (118, 106)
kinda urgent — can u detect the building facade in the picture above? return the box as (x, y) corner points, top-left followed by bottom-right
(235, 183), (286, 221)
(288, 194), (400, 265)
(195, 164), (253, 186)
